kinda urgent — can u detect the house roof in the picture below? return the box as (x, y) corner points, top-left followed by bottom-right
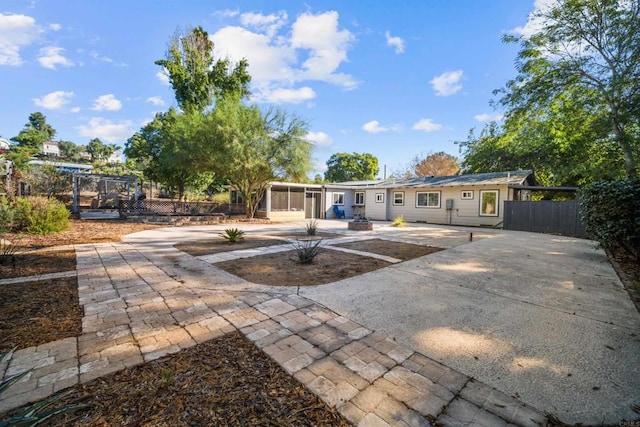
(375, 170), (534, 189)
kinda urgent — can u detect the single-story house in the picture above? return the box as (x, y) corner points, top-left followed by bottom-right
(239, 170), (535, 228)
(42, 141), (60, 157)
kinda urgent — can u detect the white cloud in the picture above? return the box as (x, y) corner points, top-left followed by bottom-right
(70, 107), (81, 113)
(156, 70), (170, 85)
(0, 13), (41, 66)
(32, 90), (74, 110)
(210, 9), (357, 104)
(430, 70), (463, 96)
(412, 118), (443, 132)
(313, 160), (328, 173)
(240, 11), (287, 37)
(92, 94), (122, 111)
(510, 0), (556, 38)
(49, 23), (61, 31)
(385, 31), (405, 54)
(37, 46), (73, 69)
(146, 96), (165, 106)
(254, 86), (316, 104)
(306, 131), (332, 148)
(474, 113), (504, 122)
(363, 120), (385, 133)
(76, 117), (134, 143)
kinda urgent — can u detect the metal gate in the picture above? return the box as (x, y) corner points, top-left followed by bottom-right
(503, 200), (588, 238)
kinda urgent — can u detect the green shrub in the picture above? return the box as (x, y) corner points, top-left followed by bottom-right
(305, 220), (318, 236)
(580, 178), (640, 258)
(391, 215), (406, 227)
(15, 196), (70, 235)
(220, 228), (245, 243)
(291, 239), (323, 264)
(0, 196), (16, 233)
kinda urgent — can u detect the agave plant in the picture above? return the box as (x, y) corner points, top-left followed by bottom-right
(304, 220), (318, 236)
(0, 348), (88, 426)
(291, 239), (323, 264)
(220, 228), (245, 243)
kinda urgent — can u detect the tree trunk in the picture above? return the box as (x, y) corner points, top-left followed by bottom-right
(611, 112), (637, 178)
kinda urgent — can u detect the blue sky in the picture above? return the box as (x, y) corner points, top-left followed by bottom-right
(0, 0), (541, 177)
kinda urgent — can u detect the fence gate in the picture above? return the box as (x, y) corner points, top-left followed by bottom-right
(503, 200), (588, 238)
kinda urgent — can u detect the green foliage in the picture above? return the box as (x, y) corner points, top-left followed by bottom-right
(0, 348), (88, 427)
(11, 112), (56, 154)
(0, 196), (16, 233)
(499, 0), (640, 178)
(291, 239), (323, 264)
(324, 152), (379, 182)
(580, 178), (640, 258)
(86, 138), (115, 163)
(210, 192), (229, 204)
(57, 140), (83, 161)
(125, 109), (215, 201)
(305, 220), (318, 236)
(208, 97), (312, 218)
(220, 228), (245, 243)
(15, 196), (70, 235)
(155, 26), (251, 113)
(391, 215), (406, 227)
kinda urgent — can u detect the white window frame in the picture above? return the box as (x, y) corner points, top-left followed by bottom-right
(375, 193), (384, 203)
(479, 190), (499, 216)
(416, 191), (441, 208)
(393, 191), (404, 206)
(354, 191), (365, 206)
(332, 192), (345, 206)
(461, 190), (474, 200)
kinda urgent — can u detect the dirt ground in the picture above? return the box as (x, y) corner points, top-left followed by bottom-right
(211, 238), (443, 286)
(175, 237), (287, 257)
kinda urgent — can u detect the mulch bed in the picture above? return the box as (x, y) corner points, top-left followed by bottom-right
(33, 331), (349, 427)
(0, 249), (76, 279)
(333, 238), (444, 261)
(0, 277), (82, 353)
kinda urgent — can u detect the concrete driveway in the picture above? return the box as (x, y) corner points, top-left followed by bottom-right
(296, 223), (640, 425)
(124, 221), (640, 425)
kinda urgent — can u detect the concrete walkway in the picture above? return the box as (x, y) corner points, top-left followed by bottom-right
(1, 220), (638, 425)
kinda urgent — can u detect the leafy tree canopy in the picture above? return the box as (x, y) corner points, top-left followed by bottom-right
(324, 152), (379, 182)
(499, 0), (640, 178)
(11, 112), (56, 153)
(396, 151), (460, 178)
(206, 96), (312, 217)
(156, 26), (251, 113)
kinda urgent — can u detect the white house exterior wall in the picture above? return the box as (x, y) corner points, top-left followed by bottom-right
(363, 189), (387, 220)
(384, 185), (510, 227)
(325, 189), (355, 219)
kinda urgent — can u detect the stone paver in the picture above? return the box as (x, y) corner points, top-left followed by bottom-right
(0, 230), (549, 426)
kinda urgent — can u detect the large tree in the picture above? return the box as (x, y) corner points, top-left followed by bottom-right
(58, 140), (83, 161)
(156, 26), (251, 113)
(125, 108), (213, 201)
(11, 112), (56, 153)
(86, 138), (116, 163)
(324, 152), (379, 182)
(207, 97), (312, 218)
(397, 151), (460, 178)
(501, 0), (640, 177)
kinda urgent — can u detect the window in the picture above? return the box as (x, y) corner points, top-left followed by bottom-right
(375, 193), (384, 203)
(355, 192), (365, 205)
(480, 190), (499, 216)
(461, 190), (474, 200)
(416, 191), (441, 208)
(393, 192), (404, 206)
(332, 192), (344, 206)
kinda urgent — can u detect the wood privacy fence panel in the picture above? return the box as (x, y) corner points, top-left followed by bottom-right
(503, 200), (588, 238)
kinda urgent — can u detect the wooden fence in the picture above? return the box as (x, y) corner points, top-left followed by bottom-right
(503, 200), (588, 238)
